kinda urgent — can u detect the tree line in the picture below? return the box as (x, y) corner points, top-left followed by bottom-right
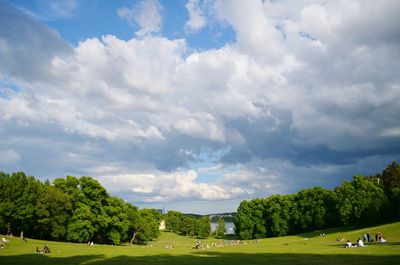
(1, 161), (398, 243)
(163, 210), (213, 238)
(0, 173), (161, 244)
(234, 161), (400, 239)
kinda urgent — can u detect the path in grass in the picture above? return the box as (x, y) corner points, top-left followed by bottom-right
(1, 222), (399, 265)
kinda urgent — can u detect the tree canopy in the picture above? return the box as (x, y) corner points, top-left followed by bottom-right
(0, 173), (160, 245)
(234, 162), (400, 239)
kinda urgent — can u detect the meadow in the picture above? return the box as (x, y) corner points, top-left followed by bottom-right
(1, 222), (399, 265)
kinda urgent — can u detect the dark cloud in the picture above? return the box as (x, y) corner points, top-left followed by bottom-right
(0, 2), (72, 82)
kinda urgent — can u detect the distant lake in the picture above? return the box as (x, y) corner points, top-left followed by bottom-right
(211, 221), (235, 235)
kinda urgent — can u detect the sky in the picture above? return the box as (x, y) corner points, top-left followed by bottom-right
(1, 0), (400, 214)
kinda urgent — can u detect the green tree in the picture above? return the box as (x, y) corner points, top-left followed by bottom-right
(381, 161), (400, 219)
(103, 196), (130, 244)
(165, 211), (183, 233)
(196, 216), (211, 238)
(234, 200), (255, 239)
(215, 217), (226, 238)
(35, 184), (72, 240)
(335, 176), (385, 226)
(292, 187), (337, 232)
(181, 217), (196, 237)
(263, 194), (293, 237)
(128, 208), (161, 244)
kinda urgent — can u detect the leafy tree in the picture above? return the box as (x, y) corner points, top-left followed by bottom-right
(128, 207), (161, 244)
(181, 217), (196, 237)
(381, 161), (400, 219)
(35, 184), (72, 240)
(292, 187), (337, 232)
(234, 200), (254, 239)
(196, 216), (211, 238)
(234, 199), (267, 239)
(249, 199), (267, 239)
(165, 211), (183, 233)
(263, 194), (293, 237)
(104, 196), (130, 244)
(215, 217), (226, 238)
(335, 176), (385, 226)
(66, 203), (96, 242)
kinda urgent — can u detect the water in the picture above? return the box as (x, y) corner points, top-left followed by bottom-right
(211, 221), (235, 235)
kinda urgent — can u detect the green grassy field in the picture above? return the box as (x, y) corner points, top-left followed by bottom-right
(1, 222), (399, 265)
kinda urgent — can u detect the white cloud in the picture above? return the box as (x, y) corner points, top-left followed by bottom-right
(117, 0), (163, 36)
(214, 0), (285, 62)
(185, 0), (206, 32)
(96, 169), (246, 202)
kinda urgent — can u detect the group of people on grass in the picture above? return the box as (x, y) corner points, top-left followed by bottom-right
(344, 232), (387, 248)
(36, 245), (50, 254)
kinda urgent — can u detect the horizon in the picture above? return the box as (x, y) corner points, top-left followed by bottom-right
(1, 0), (400, 215)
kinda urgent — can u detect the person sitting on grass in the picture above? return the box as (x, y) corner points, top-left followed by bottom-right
(36, 245), (50, 254)
(345, 240), (354, 248)
(357, 238), (365, 247)
(36, 247), (44, 254)
(43, 245), (51, 253)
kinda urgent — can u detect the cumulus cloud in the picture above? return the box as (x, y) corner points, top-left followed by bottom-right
(96, 169), (246, 202)
(184, 0), (206, 32)
(117, 0), (163, 36)
(1, 1), (400, 209)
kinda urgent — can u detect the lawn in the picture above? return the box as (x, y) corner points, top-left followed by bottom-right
(1, 222), (399, 265)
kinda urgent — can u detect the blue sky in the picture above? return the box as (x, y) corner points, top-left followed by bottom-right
(1, 0), (400, 214)
(9, 0), (235, 49)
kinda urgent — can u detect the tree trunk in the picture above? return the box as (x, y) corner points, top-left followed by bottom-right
(130, 231), (137, 245)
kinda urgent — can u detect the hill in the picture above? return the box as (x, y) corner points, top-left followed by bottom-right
(1, 222), (399, 265)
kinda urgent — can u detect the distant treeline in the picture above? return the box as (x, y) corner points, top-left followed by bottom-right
(210, 213), (236, 223)
(0, 174), (161, 244)
(163, 211), (212, 238)
(234, 162), (400, 239)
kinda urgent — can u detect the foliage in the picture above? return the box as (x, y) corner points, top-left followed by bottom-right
(293, 187), (337, 231)
(0, 173), (160, 244)
(263, 194), (293, 237)
(335, 176), (385, 226)
(1, 161), (399, 244)
(234, 162), (399, 239)
(381, 161), (400, 219)
(215, 217), (226, 238)
(196, 216), (211, 238)
(165, 211), (183, 233)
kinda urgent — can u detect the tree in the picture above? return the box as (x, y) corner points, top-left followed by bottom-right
(128, 208), (161, 244)
(196, 216), (211, 238)
(215, 217), (226, 238)
(292, 187), (337, 232)
(181, 217), (196, 237)
(335, 176), (385, 226)
(165, 211), (183, 233)
(263, 195), (293, 237)
(104, 196), (130, 244)
(35, 184), (72, 240)
(234, 200), (254, 239)
(381, 161), (400, 219)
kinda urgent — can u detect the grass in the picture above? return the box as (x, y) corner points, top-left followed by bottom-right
(1, 222), (400, 265)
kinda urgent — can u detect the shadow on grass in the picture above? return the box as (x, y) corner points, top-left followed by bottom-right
(299, 226), (356, 238)
(1, 251), (399, 265)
